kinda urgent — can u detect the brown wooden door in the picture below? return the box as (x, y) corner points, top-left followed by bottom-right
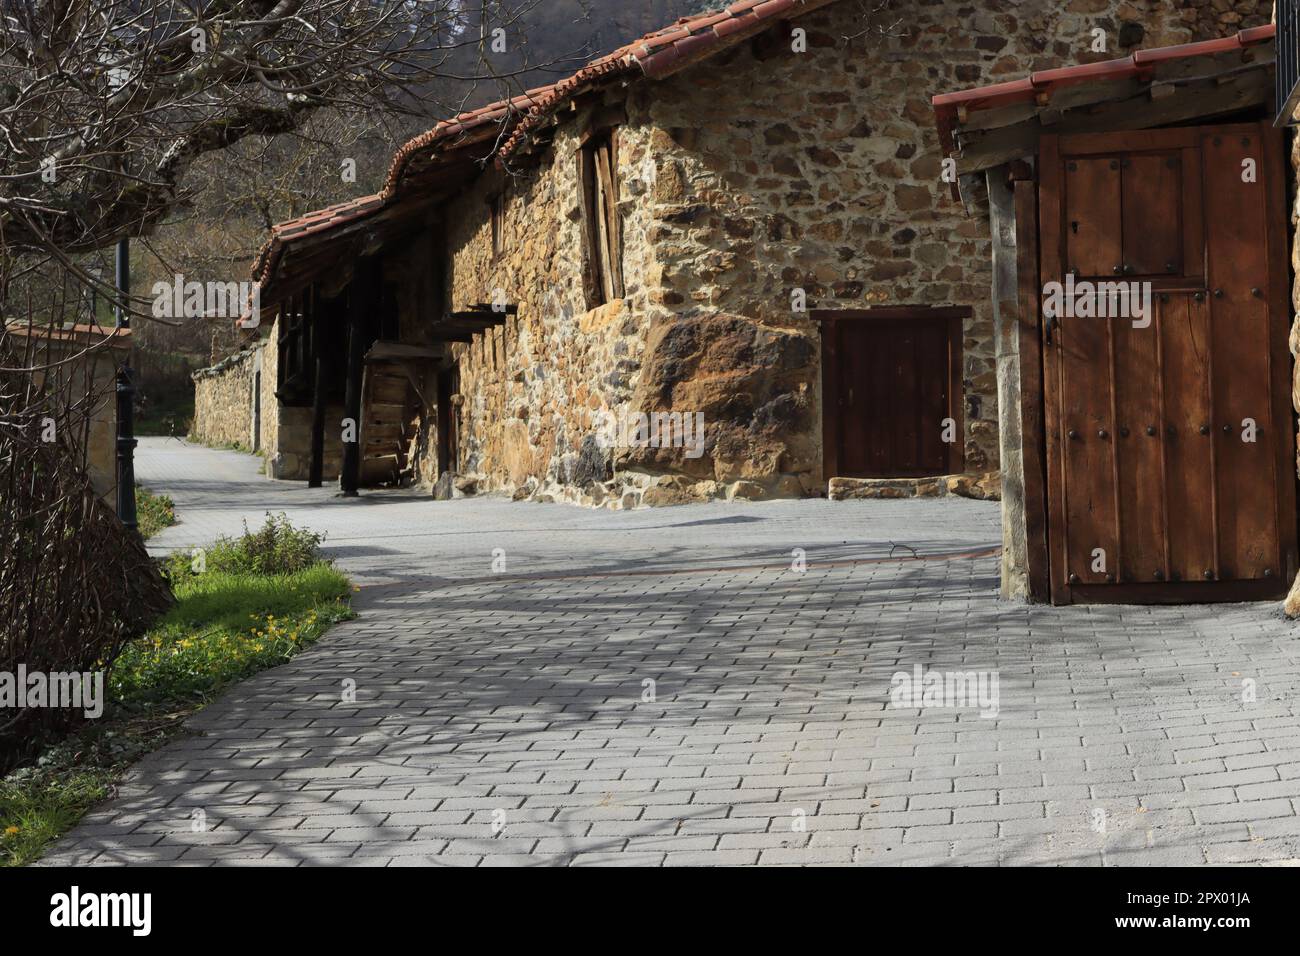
(1039, 123), (1297, 604)
(821, 309), (964, 479)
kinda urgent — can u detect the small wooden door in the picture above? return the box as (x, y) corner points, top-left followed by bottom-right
(1039, 123), (1297, 603)
(820, 308), (965, 479)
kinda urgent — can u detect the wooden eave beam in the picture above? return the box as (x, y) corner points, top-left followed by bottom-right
(460, 303), (518, 316)
(952, 66), (1273, 175)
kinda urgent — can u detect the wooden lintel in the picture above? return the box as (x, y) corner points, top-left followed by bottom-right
(462, 303), (518, 316)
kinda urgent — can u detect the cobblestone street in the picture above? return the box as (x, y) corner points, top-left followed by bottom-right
(41, 439), (1300, 866)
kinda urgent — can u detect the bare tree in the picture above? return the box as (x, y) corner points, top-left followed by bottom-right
(0, 0), (574, 297)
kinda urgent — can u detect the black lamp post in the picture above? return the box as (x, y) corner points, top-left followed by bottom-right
(114, 237), (137, 532)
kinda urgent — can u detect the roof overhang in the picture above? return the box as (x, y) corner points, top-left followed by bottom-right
(4, 322), (132, 352)
(932, 24), (1277, 193)
(243, 0), (844, 323)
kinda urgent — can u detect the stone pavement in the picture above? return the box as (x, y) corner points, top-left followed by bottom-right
(40, 438), (1300, 866)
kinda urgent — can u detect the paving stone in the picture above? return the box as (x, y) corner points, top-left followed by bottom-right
(35, 439), (1300, 868)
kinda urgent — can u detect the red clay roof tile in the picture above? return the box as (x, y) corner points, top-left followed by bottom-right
(932, 24), (1276, 158)
(247, 0), (842, 308)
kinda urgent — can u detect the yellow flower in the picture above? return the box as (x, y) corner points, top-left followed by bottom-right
(4, 825), (20, 836)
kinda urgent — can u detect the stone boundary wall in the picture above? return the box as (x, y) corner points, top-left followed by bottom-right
(192, 347), (257, 449)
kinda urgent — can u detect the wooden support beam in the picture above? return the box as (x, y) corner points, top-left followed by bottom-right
(308, 288), (327, 489)
(339, 262), (375, 497)
(461, 303), (518, 315)
(1016, 173), (1049, 601)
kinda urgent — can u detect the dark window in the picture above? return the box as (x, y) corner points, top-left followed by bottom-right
(579, 130), (624, 308)
(489, 191), (506, 259)
(276, 296), (311, 406)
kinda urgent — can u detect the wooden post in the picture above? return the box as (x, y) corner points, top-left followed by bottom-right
(340, 266), (370, 497)
(308, 289), (327, 489)
(1016, 166), (1049, 602)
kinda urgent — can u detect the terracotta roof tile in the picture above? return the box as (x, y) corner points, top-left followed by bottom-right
(5, 322), (132, 350)
(932, 24), (1276, 158)
(250, 194), (385, 289)
(247, 0), (842, 312)
(387, 0), (838, 191)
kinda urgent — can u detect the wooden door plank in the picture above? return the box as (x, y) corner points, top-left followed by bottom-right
(895, 326), (919, 472)
(1113, 297), (1168, 582)
(918, 321), (950, 474)
(1160, 294), (1216, 583)
(1065, 157), (1122, 277)
(846, 323), (861, 476)
(1181, 146), (1204, 281)
(1203, 128), (1278, 581)
(1122, 152), (1182, 277)
(1260, 123), (1300, 587)
(1059, 296), (1119, 586)
(820, 322), (839, 482)
(946, 314), (966, 474)
(868, 323), (892, 475)
(1057, 126), (1209, 156)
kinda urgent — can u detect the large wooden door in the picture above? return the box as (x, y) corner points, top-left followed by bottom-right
(1039, 123), (1297, 603)
(820, 308), (965, 479)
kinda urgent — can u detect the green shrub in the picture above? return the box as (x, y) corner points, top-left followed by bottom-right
(166, 512), (324, 578)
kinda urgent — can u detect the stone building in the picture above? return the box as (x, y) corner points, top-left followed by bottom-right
(192, 0), (1272, 511)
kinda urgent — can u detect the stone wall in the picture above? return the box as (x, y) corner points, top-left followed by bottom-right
(1174, 0), (1272, 37)
(27, 342), (121, 502)
(192, 347), (257, 450)
(443, 115), (658, 506)
(625, 0), (1243, 499)
(191, 323), (344, 481)
(256, 317), (347, 481)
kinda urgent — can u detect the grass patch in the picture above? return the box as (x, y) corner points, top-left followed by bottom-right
(135, 486), (177, 540)
(0, 552), (353, 866)
(112, 564), (352, 708)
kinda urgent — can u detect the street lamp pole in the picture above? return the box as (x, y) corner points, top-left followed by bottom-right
(114, 237), (137, 532)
